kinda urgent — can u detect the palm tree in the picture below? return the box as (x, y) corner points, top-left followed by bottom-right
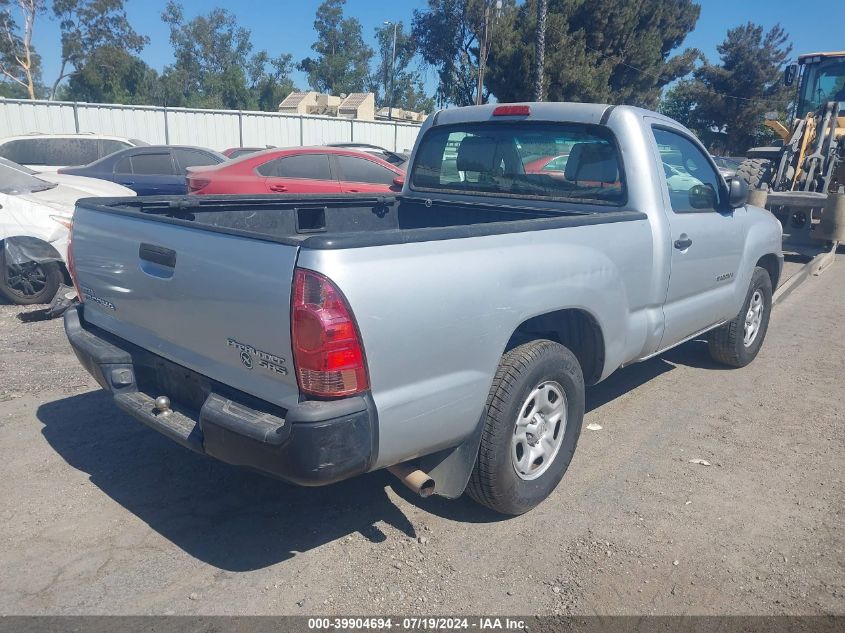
(532, 0), (547, 101)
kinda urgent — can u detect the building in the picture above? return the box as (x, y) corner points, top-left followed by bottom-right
(278, 91), (426, 123)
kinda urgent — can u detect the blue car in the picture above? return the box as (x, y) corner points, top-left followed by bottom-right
(59, 145), (226, 196)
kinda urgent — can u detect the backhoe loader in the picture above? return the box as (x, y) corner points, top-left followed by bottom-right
(737, 51), (845, 256)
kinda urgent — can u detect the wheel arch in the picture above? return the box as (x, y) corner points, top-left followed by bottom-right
(0, 236), (69, 280)
(505, 308), (606, 386)
(756, 253), (781, 291)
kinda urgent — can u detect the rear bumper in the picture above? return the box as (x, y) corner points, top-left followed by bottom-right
(64, 304), (376, 486)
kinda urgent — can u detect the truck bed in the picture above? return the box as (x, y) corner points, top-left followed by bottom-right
(80, 193), (646, 250)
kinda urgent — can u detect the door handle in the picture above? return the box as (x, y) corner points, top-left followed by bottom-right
(347, 189), (360, 193)
(674, 234), (693, 250)
(269, 184), (288, 192)
(139, 243), (176, 268)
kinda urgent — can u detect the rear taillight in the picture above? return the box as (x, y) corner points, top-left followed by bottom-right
(292, 268), (369, 398)
(66, 219), (83, 301)
(187, 178), (210, 193)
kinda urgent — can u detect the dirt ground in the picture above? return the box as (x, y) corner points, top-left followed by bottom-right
(0, 259), (842, 617)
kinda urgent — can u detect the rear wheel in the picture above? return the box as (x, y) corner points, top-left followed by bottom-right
(0, 249), (62, 305)
(467, 340), (585, 515)
(736, 158), (773, 190)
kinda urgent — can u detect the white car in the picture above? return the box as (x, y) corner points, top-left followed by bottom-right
(0, 157), (134, 304)
(0, 133), (148, 172)
(663, 161), (703, 191)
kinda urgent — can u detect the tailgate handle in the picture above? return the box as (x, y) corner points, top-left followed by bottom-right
(139, 243), (177, 268)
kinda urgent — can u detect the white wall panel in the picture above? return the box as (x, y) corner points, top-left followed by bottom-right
(0, 100), (76, 136)
(241, 113), (302, 148)
(302, 116), (353, 145)
(0, 99), (422, 154)
(76, 105), (167, 143)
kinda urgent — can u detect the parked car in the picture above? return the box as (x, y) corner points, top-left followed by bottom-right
(523, 154), (569, 174)
(186, 146), (404, 195)
(326, 142), (410, 168)
(65, 102), (782, 515)
(663, 161), (703, 191)
(0, 134), (148, 172)
(59, 145), (226, 196)
(0, 157), (134, 304)
(222, 147), (272, 159)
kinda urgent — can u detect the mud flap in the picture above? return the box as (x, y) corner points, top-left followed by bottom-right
(419, 409), (487, 499)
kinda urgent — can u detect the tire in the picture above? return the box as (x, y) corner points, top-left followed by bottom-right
(736, 158), (773, 190)
(707, 267), (773, 368)
(467, 340), (585, 515)
(0, 249), (63, 305)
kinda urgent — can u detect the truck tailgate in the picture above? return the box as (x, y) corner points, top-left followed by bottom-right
(71, 205), (301, 409)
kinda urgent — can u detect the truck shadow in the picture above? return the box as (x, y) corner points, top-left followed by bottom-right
(35, 338), (723, 570)
(37, 390), (419, 572)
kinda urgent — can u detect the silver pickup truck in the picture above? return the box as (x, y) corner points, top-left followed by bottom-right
(64, 102), (783, 515)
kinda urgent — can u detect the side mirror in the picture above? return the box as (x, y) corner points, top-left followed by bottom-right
(688, 183), (717, 209)
(391, 175), (405, 190)
(728, 177), (749, 208)
(784, 64), (798, 87)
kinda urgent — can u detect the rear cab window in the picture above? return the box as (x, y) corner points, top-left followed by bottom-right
(410, 122), (626, 206)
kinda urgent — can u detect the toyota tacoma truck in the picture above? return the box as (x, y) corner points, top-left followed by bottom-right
(64, 103), (783, 515)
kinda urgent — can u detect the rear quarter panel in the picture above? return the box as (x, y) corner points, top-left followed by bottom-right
(298, 219), (655, 468)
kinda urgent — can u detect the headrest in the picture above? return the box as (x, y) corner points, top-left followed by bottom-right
(564, 142), (619, 183)
(456, 136), (496, 173)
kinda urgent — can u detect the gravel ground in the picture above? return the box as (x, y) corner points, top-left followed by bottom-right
(0, 258), (842, 616)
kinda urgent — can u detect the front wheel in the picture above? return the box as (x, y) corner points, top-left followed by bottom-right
(707, 266), (773, 367)
(467, 340), (585, 515)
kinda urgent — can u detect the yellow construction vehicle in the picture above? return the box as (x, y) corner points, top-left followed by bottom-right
(737, 51), (845, 256)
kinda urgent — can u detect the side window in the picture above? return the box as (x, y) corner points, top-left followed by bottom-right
(129, 153), (177, 176)
(173, 149), (221, 173)
(0, 140), (36, 164)
(653, 127), (722, 213)
(257, 154), (332, 180)
(51, 139), (100, 166)
(336, 155), (396, 185)
(99, 140), (130, 158)
(114, 156), (132, 174)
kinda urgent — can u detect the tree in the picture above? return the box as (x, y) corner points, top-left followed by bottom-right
(370, 21), (433, 113)
(60, 45), (158, 104)
(300, 0), (372, 95)
(248, 51), (296, 111)
(49, 0), (148, 99)
(658, 80), (699, 130)
(160, 1), (294, 110)
(486, 0), (701, 109)
(676, 23), (792, 154)
(0, 0), (44, 99)
(412, 0), (491, 107)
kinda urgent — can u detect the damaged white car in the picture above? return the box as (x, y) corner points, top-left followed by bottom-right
(0, 158), (134, 304)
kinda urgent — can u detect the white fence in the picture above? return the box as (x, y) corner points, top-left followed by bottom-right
(0, 98), (423, 153)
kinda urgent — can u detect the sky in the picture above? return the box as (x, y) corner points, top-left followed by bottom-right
(27, 0), (842, 99)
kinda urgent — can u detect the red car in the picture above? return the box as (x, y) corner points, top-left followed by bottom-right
(187, 146), (405, 195)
